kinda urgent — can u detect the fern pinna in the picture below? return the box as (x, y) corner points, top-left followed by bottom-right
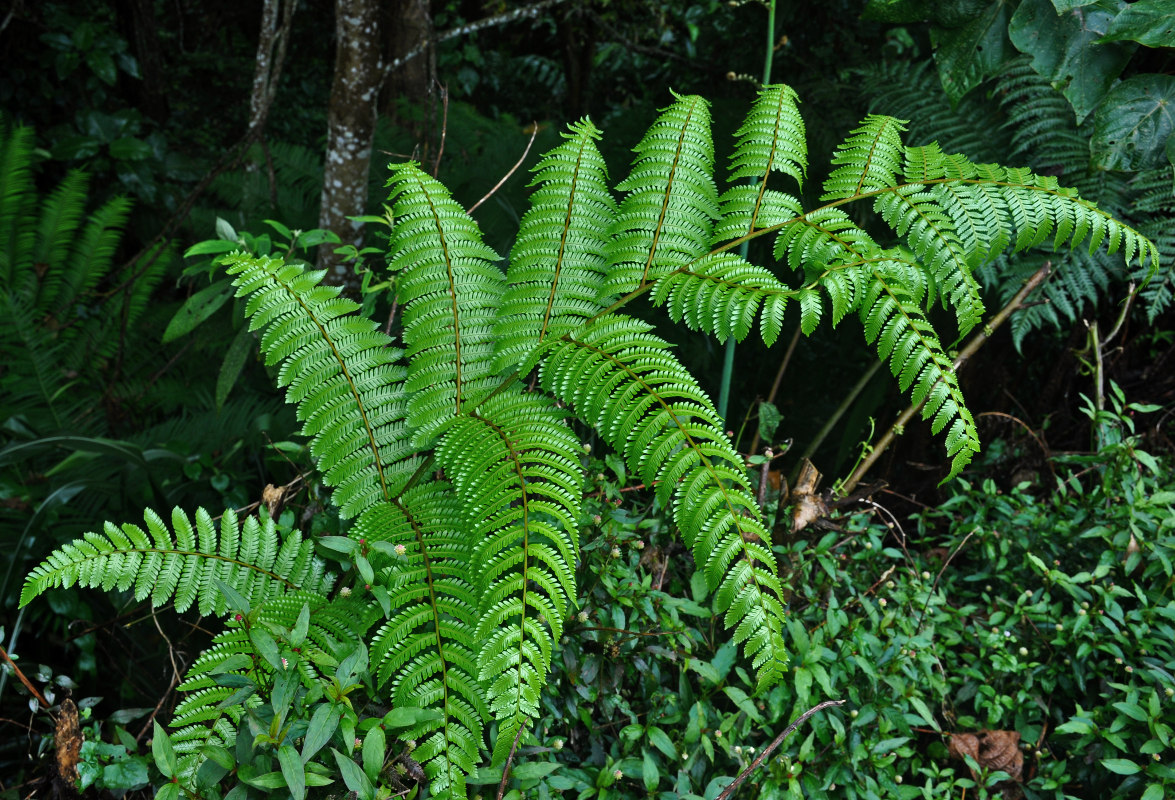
(21, 85), (1156, 798)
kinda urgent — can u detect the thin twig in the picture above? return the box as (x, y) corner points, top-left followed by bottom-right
(495, 723), (527, 800)
(0, 644), (49, 709)
(749, 324), (802, 456)
(135, 604), (183, 743)
(468, 123), (539, 214)
(432, 83), (449, 178)
(913, 528), (975, 634)
(714, 699), (846, 800)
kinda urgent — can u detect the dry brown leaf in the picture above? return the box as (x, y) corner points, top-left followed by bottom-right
(790, 458), (828, 532)
(55, 697), (81, 784)
(948, 729), (1024, 799)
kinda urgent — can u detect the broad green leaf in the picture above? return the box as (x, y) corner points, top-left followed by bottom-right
(162, 279), (233, 342)
(278, 743), (306, 800)
(931, 1), (1015, 103)
(109, 137), (152, 160)
(643, 749), (660, 792)
(1091, 75), (1175, 171)
(151, 720), (178, 778)
(183, 239), (239, 257)
(302, 704), (342, 763)
(332, 749), (375, 800)
(1009, 0), (1135, 123)
(1101, 757), (1141, 775)
(1099, 0), (1175, 47)
(362, 725), (385, 782)
(215, 325), (254, 410)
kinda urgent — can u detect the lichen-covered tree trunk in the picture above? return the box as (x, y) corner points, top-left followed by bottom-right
(317, 0), (381, 289)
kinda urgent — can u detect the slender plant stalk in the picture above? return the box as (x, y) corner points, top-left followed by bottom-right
(839, 261), (1052, 495)
(718, 0), (777, 423)
(714, 699), (845, 800)
(797, 357), (884, 464)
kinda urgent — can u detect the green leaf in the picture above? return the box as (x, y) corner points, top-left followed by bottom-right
(302, 704), (342, 763)
(184, 239), (239, 257)
(1101, 757), (1142, 775)
(931, 1), (1015, 103)
(1141, 784), (1165, 800)
(215, 325), (254, 410)
(154, 784), (180, 800)
(362, 725), (385, 782)
(109, 137), (152, 161)
(216, 217), (239, 242)
(642, 749), (660, 792)
(86, 49), (117, 85)
(1008, 0), (1136, 124)
(1091, 75), (1175, 171)
(1099, 0), (1175, 46)
(214, 578), (251, 616)
(511, 762), (562, 780)
(248, 626), (283, 671)
(278, 743), (306, 800)
(162, 279), (233, 342)
(332, 749), (375, 800)
(647, 726), (677, 760)
(151, 720), (177, 778)
(758, 401), (782, 443)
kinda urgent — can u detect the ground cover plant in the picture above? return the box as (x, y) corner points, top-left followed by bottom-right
(15, 82), (1161, 799)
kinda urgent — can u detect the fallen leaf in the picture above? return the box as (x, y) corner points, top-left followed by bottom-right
(948, 729), (1024, 799)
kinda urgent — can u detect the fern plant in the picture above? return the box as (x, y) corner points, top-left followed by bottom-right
(20, 86), (1157, 798)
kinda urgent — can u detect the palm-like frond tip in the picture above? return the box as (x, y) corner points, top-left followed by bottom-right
(495, 118), (616, 372)
(386, 163), (505, 443)
(604, 91), (719, 297)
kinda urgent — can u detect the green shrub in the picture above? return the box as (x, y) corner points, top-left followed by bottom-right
(529, 389), (1173, 799)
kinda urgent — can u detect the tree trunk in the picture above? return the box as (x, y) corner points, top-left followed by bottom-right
(114, 0), (169, 123)
(317, 0), (381, 290)
(382, 0), (434, 121)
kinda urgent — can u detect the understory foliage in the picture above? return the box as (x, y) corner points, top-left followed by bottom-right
(20, 86), (1158, 798)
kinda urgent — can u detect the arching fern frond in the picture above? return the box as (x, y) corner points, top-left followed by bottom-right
(603, 91), (718, 297)
(435, 390), (584, 764)
(387, 163), (505, 443)
(494, 119), (616, 371)
(650, 252), (791, 346)
(225, 255), (415, 515)
(539, 316), (788, 690)
(20, 507), (332, 614)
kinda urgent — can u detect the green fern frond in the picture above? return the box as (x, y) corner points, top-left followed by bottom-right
(602, 91), (718, 297)
(225, 255), (417, 515)
(435, 390), (583, 763)
(57, 194), (134, 313)
(650, 253), (792, 345)
(540, 316), (788, 689)
(495, 119), (616, 372)
(820, 114), (907, 201)
(714, 84), (806, 242)
(363, 483), (487, 800)
(19, 507), (332, 613)
(32, 171), (89, 301)
(861, 266), (980, 476)
(0, 119), (36, 290)
(387, 163), (506, 443)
